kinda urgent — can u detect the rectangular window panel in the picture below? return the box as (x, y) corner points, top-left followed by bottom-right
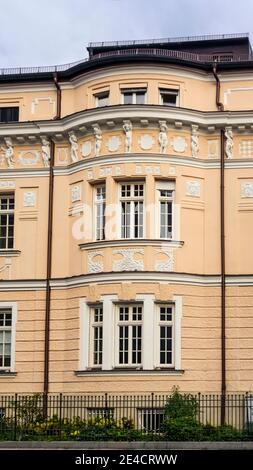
(95, 186), (106, 241)
(95, 92), (109, 107)
(122, 89), (146, 105)
(158, 305), (173, 366)
(120, 183), (144, 239)
(0, 195), (15, 250)
(0, 107), (19, 122)
(159, 89), (178, 106)
(91, 307), (103, 366)
(0, 310), (12, 370)
(118, 305), (142, 367)
(159, 189), (173, 239)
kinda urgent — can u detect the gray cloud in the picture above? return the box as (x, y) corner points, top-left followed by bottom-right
(0, 0), (252, 67)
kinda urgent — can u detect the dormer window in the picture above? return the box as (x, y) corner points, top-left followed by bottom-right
(122, 88), (146, 105)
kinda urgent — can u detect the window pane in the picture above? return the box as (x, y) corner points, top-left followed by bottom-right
(123, 93), (133, 105)
(136, 92), (145, 104)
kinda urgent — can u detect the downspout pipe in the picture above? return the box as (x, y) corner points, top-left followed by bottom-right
(213, 63), (226, 424)
(43, 140), (55, 400)
(212, 62), (224, 111)
(53, 72), (61, 119)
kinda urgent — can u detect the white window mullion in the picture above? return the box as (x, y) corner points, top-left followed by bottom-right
(173, 295), (182, 370)
(101, 295), (118, 370)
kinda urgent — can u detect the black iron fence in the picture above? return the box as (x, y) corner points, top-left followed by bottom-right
(0, 393), (252, 440)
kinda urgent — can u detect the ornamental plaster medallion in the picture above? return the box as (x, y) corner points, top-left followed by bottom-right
(113, 249), (144, 271)
(155, 249), (174, 272)
(169, 167), (176, 175)
(23, 191), (36, 207)
(56, 148), (68, 164)
(107, 136), (120, 152)
(81, 141), (92, 157)
(208, 140), (219, 159)
(71, 185), (81, 203)
(186, 181), (201, 197)
(87, 251), (104, 273)
(172, 136), (187, 153)
(138, 134), (154, 151)
(241, 182), (253, 198)
(18, 151), (40, 165)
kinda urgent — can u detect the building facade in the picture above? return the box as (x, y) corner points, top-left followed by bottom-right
(0, 33), (253, 394)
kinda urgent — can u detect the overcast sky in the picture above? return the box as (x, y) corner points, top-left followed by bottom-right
(0, 0), (252, 68)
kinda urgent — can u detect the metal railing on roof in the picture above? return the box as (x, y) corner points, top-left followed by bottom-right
(0, 45), (252, 77)
(88, 33), (249, 48)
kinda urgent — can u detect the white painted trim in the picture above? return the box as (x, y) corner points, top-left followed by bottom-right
(101, 294), (118, 370)
(0, 301), (17, 372)
(173, 295), (182, 370)
(224, 87), (253, 106)
(79, 298), (89, 370)
(136, 294), (155, 370)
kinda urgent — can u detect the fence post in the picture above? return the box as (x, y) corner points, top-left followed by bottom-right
(59, 393), (63, 439)
(105, 393), (108, 425)
(14, 393), (18, 441)
(151, 392), (154, 439)
(221, 394), (226, 425)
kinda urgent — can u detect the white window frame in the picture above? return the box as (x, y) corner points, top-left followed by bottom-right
(94, 91), (109, 108)
(159, 88), (179, 107)
(89, 305), (103, 368)
(94, 185), (106, 241)
(155, 304), (174, 368)
(155, 181), (175, 240)
(119, 182), (145, 239)
(115, 304), (143, 368)
(0, 193), (15, 250)
(121, 88), (147, 105)
(0, 302), (17, 372)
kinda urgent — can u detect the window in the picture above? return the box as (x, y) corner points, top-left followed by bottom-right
(138, 408), (165, 432)
(95, 91), (109, 108)
(159, 88), (178, 106)
(158, 305), (174, 366)
(122, 89), (146, 105)
(0, 107), (19, 122)
(0, 309), (12, 369)
(159, 189), (173, 239)
(95, 185), (106, 241)
(0, 194), (14, 249)
(120, 183), (144, 238)
(90, 306), (103, 367)
(117, 305), (142, 367)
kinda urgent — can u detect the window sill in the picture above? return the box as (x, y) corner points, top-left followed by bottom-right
(79, 239), (184, 250)
(0, 250), (21, 257)
(0, 371), (17, 377)
(75, 369), (184, 376)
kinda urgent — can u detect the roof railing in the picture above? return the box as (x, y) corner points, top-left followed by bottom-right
(88, 33), (249, 48)
(0, 45), (252, 77)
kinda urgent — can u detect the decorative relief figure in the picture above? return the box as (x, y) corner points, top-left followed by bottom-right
(158, 121), (168, 154)
(191, 125), (199, 158)
(123, 120), (132, 153)
(68, 131), (79, 162)
(23, 191), (36, 207)
(87, 251), (104, 273)
(71, 185), (81, 203)
(155, 249), (174, 272)
(92, 124), (102, 156)
(41, 137), (50, 167)
(138, 134), (154, 151)
(172, 136), (187, 153)
(225, 127), (233, 159)
(1, 138), (14, 168)
(186, 181), (201, 197)
(241, 182), (253, 198)
(0, 258), (12, 280)
(113, 249), (144, 271)
(107, 136), (120, 153)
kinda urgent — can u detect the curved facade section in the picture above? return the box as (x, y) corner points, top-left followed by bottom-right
(0, 34), (253, 394)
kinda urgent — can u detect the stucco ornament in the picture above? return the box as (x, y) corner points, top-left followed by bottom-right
(158, 121), (168, 154)
(123, 120), (132, 153)
(68, 131), (79, 162)
(138, 134), (154, 150)
(87, 251), (104, 273)
(241, 182), (253, 198)
(93, 124), (102, 156)
(155, 249), (174, 272)
(71, 185), (81, 203)
(186, 181), (201, 197)
(23, 191), (36, 207)
(191, 125), (199, 158)
(41, 137), (50, 167)
(1, 137), (14, 168)
(107, 136), (120, 152)
(81, 141), (92, 157)
(225, 127), (233, 159)
(113, 249), (144, 271)
(172, 136), (187, 153)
